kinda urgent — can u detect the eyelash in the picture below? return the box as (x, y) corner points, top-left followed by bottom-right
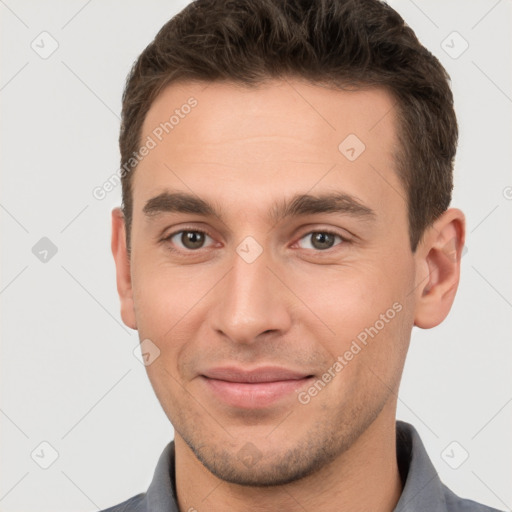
(162, 227), (348, 254)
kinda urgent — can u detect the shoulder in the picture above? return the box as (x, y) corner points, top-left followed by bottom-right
(394, 421), (504, 512)
(98, 492), (146, 512)
(442, 483), (504, 512)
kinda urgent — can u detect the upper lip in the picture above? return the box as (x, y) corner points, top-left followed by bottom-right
(201, 366), (312, 383)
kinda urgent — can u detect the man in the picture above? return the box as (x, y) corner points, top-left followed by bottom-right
(105, 0), (502, 510)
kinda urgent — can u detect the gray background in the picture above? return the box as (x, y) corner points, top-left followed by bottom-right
(1, 1), (511, 510)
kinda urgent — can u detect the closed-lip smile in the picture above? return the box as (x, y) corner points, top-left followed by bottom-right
(200, 366), (314, 409)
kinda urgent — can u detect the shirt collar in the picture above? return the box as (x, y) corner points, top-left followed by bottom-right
(393, 420), (447, 511)
(145, 440), (178, 512)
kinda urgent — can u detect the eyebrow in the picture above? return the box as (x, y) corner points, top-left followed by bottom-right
(143, 190), (376, 224)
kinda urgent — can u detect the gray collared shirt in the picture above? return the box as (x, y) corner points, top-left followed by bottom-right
(100, 421), (503, 511)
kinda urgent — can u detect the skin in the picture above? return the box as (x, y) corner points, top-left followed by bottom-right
(111, 78), (465, 512)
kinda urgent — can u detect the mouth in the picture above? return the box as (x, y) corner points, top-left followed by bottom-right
(200, 366), (315, 409)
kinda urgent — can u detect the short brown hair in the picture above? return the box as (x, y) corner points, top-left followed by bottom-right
(119, 0), (457, 251)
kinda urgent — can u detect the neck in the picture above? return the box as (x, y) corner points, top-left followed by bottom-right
(175, 411), (403, 512)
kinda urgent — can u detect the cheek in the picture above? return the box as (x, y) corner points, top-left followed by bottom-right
(131, 255), (212, 334)
(293, 263), (406, 327)
(292, 258), (415, 372)
(130, 259), (222, 382)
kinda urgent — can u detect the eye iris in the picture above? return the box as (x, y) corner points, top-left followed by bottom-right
(182, 231), (205, 249)
(311, 232), (336, 250)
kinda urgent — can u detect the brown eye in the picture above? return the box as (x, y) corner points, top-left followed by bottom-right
(166, 230), (213, 251)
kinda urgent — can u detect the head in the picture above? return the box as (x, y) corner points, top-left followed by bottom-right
(112, 0), (465, 487)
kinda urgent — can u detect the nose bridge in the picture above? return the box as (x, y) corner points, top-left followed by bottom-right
(211, 240), (291, 343)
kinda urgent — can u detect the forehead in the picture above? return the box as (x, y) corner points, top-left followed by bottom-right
(132, 79), (402, 219)
(142, 78), (397, 152)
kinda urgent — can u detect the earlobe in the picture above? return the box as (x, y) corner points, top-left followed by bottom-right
(413, 208), (466, 329)
(111, 207), (137, 330)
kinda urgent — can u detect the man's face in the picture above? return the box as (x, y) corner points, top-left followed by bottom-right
(124, 79), (419, 485)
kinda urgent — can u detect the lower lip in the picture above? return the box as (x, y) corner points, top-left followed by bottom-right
(201, 376), (313, 409)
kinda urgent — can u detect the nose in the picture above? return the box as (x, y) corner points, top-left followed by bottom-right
(209, 243), (293, 345)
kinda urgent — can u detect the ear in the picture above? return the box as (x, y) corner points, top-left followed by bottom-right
(413, 208), (466, 329)
(111, 207), (137, 330)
